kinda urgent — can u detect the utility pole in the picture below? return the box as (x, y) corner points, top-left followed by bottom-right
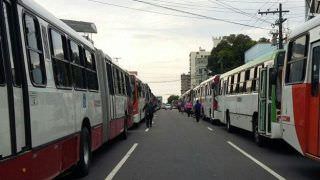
(258, 3), (289, 49)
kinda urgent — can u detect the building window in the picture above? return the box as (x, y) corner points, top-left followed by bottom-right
(286, 35), (309, 84)
(24, 14), (46, 86)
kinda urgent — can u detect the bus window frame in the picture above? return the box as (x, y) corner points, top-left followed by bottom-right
(285, 33), (309, 85)
(85, 50), (98, 92)
(68, 39), (87, 91)
(22, 11), (47, 88)
(48, 27), (73, 90)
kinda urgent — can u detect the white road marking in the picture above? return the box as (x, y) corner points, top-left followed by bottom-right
(207, 127), (213, 131)
(227, 141), (286, 180)
(145, 128), (149, 132)
(105, 143), (138, 180)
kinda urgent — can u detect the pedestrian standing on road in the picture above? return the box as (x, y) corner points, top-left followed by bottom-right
(180, 101), (185, 114)
(186, 101), (193, 117)
(194, 100), (202, 122)
(143, 100), (155, 128)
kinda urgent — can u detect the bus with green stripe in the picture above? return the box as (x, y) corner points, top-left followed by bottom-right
(212, 49), (285, 145)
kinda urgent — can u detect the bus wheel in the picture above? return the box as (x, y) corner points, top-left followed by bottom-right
(253, 122), (263, 147)
(76, 127), (91, 177)
(226, 112), (233, 133)
(121, 122), (128, 140)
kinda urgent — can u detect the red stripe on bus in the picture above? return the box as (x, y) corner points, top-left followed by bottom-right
(292, 84), (310, 155)
(108, 117), (126, 140)
(0, 134), (80, 180)
(91, 125), (103, 151)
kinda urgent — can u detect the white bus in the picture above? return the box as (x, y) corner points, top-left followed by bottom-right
(213, 50), (285, 144)
(194, 75), (219, 122)
(130, 74), (148, 124)
(0, 0), (153, 178)
(280, 14), (320, 160)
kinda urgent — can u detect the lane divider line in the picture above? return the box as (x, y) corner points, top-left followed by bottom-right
(207, 127), (213, 131)
(227, 141), (285, 180)
(145, 128), (149, 132)
(105, 143), (139, 180)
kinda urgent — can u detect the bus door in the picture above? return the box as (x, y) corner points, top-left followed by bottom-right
(309, 42), (320, 156)
(258, 68), (267, 134)
(0, 0), (30, 159)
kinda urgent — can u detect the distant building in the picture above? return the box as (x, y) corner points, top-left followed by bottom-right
(189, 48), (210, 88)
(212, 37), (222, 48)
(181, 73), (191, 95)
(245, 43), (277, 63)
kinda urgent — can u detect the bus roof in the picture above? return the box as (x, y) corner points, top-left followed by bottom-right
(20, 0), (94, 50)
(290, 15), (320, 39)
(199, 74), (220, 86)
(220, 50), (284, 78)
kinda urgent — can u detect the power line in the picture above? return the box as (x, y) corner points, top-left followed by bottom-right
(217, 0), (302, 3)
(137, 0), (258, 14)
(208, 0), (274, 24)
(131, 0), (271, 30)
(87, 0), (207, 19)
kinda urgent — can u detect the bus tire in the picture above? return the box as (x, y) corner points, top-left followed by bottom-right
(226, 111), (233, 133)
(253, 117), (263, 147)
(121, 121), (128, 140)
(76, 127), (91, 177)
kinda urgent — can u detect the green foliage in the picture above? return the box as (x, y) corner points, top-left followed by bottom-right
(207, 34), (257, 75)
(167, 95), (179, 104)
(258, 37), (270, 43)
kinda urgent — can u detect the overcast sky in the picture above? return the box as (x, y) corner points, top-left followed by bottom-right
(34, 0), (305, 101)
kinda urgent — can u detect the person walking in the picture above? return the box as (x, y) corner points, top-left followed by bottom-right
(186, 101), (193, 117)
(194, 100), (202, 122)
(143, 100), (155, 128)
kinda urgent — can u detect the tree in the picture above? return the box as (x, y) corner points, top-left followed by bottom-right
(258, 37), (270, 43)
(207, 34), (257, 74)
(167, 95), (179, 104)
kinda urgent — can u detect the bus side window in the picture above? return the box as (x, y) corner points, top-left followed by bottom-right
(244, 69), (250, 93)
(286, 35), (308, 84)
(106, 62), (115, 95)
(24, 14), (46, 86)
(85, 51), (98, 90)
(311, 46), (320, 96)
(115, 69), (121, 94)
(233, 73), (239, 93)
(121, 72), (126, 95)
(239, 71), (245, 93)
(247, 68), (254, 92)
(125, 75), (131, 97)
(69, 40), (86, 90)
(49, 29), (72, 88)
(223, 80), (227, 95)
(0, 45), (4, 85)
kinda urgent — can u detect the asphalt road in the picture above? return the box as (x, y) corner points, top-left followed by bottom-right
(59, 110), (320, 180)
